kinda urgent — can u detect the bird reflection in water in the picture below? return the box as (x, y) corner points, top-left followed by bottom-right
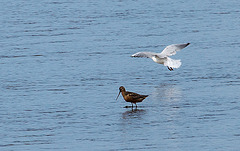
(122, 108), (146, 120)
(151, 83), (182, 102)
(119, 109), (147, 135)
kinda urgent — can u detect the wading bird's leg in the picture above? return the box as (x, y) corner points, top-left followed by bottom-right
(135, 103), (137, 109)
(131, 103), (133, 108)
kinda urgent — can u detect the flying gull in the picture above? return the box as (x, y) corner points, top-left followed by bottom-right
(131, 43), (190, 71)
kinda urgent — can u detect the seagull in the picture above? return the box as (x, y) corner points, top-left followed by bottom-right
(131, 43), (190, 71)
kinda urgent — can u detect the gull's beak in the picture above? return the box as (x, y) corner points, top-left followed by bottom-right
(116, 91), (121, 100)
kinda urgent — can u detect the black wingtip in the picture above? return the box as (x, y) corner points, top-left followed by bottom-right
(186, 43), (190, 46)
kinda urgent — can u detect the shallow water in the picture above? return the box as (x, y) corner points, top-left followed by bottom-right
(1, 0), (240, 150)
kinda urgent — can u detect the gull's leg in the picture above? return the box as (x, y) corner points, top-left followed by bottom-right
(167, 66), (173, 71)
(167, 66), (171, 71)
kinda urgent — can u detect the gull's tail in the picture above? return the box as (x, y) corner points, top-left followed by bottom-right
(164, 57), (181, 68)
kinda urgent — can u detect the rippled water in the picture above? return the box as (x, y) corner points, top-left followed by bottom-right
(1, 0), (240, 150)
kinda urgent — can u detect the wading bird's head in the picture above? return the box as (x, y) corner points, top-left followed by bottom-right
(119, 86), (126, 92)
(116, 86), (126, 100)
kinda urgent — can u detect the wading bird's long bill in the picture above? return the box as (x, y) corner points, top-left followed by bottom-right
(116, 91), (121, 100)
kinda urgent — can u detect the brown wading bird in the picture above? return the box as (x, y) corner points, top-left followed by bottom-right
(131, 43), (190, 71)
(116, 86), (148, 108)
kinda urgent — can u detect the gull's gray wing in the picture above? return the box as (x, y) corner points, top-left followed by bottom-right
(159, 43), (190, 57)
(131, 52), (158, 58)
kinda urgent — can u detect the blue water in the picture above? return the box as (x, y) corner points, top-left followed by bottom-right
(1, 0), (240, 150)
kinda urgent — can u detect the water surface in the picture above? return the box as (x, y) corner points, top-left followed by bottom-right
(0, 0), (240, 150)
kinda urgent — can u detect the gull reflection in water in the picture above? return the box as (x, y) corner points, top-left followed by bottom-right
(151, 83), (182, 102)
